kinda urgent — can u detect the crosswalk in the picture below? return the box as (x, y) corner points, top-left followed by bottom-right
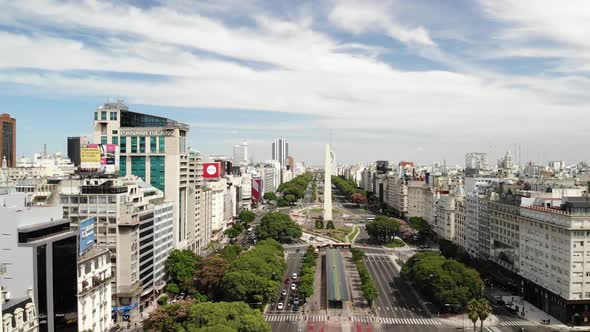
(265, 315), (375, 323)
(500, 320), (538, 326)
(378, 317), (441, 325)
(265, 314), (300, 322)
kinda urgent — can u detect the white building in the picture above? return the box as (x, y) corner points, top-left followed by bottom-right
(153, 203), (174, 292)
(1, 287), (38, 332)
(208, 179), (227, 233)
(407, 181), (430, 218)
(465, 152), (489, 175)
(77, 247), (112, 332)
(434, 194), (456, 241)
(232, 141), (249, 165)
(271, 139), (289, 167)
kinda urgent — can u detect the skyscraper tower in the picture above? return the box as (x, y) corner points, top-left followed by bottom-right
(0, 113), (16, 167)
(271, 138), (289, 167)
(324, 144), (333, 222)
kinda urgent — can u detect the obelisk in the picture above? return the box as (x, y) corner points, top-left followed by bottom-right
(324, 144), (332, 221)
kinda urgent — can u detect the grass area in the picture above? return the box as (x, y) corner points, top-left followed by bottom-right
(308, 208), (343, 215)
(347, 226), (359, 242)
(309, 208), (322, 213)
(312, 227), (351, 243)
(384, 238), (406, 248)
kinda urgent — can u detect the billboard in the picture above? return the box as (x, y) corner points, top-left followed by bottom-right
(80, 144), (119, 173)
(203, 162), (221, 179)
(252, 178), (262, 201)
(79, 217), (96, 255)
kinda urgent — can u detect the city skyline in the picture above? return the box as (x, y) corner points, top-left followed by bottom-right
(3, 1), (590, 164)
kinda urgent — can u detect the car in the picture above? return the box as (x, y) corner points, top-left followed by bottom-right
(290, 283), (297, 291)
(293, 304), (299, 311)
(281, 289), (287, 296)
(293, 297), (300, 305)
(277, 302), (284, 310)
(292, 273), (298, 280)
(296, 248), (300, 253)
(284, 278), (290, 284)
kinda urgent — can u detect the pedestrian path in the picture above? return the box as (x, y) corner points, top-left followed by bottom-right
(378, 317), (441, 325)
(500, 320), (538, 326)
(265, 314), (300, 322)
(351, 316), (373, 323)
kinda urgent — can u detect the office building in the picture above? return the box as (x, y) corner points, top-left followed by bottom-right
(18, 219), (78, 332)
(0, 114), (16, 168)
(232, 141), (248, 165)
(92, 101), (190, 249)
(271, 139), (288, 167)
(66, 137), (89, 167)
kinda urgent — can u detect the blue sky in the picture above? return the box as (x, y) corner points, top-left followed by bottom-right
(2, 0), (590, 165)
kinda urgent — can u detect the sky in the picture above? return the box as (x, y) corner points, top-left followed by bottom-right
(2, 0), (590, 166)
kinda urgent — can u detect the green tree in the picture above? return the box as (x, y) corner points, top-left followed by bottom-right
(224, 224), (244, 241)
(165, 283), (180, 294)
(477, 298), (492, 332)
(218, 244), (242, 262)
(238, 210), (256, 225)
(143, 300), (270, 332)
(315, 219), (324, 229)
(255, 212), (302, 243)
(165, 250), (200, 291)
(284, 194), (297, 205)
(408, 216), (432, 238)
(325, 220), (335, 229)
(466, 299), (479, 332)
(351, 192), (368, 206)
(365, 217), (400, 243)
(221, 271), (278, 304)
(361, 282), (378, 306)
(263, 192), (278, 201)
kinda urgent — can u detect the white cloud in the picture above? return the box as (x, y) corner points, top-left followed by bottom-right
(328, 0), (435, 46)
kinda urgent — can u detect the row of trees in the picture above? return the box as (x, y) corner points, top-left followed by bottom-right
(144, 300), (270, 332)
(224, 210), (257, 241)
(277, 173), (314, 206)
(297, 246), (318, 301)
(466, 298), (493, 332)
(163, 239), (286, 305)
(365, 216), (400, 243)
(350, 248), (378, 306)
(255, 212), (302, 243)
(331, 176), (366, 198)
(401, 252), (484, 310)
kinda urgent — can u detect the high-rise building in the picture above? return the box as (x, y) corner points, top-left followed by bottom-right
(67, 136), (89, 167)
(271, 138), (288, 167)
(0, 114), (16, 168)
(232, 141), (248, 165)
(287, 156), (295, 171)
(92, 101), (190, 249)
(465, 152), (488, 176)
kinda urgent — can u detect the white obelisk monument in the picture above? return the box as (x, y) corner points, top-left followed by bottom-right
(323, 144), (333, 221)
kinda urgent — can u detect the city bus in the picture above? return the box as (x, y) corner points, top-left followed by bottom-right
(366, 216), (375, 222)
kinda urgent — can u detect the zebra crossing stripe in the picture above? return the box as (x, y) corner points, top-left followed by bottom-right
(501, 320), (537, 326)
(376, 317), (441, 326)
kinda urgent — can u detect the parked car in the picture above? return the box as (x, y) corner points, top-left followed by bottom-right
(277, 302), (284, 310)
(292, 273), (298, 280)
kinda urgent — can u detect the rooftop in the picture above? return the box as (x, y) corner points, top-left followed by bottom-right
(325, 249), (350, 302)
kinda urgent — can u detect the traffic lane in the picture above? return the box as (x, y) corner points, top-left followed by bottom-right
(270, 319), (300, 332)
(269, 252), (303, 314)
(381, 326), (456, 332)
(364, 256), (398, 318)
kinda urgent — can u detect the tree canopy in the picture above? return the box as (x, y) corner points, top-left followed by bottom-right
(144, 300), (271, 332)
(255, 212), (302, 243)
(238, 210), (256, 225)
(408, 217), (432, 238)
(277, 173), (313, 200)
(401, 252), (484, 309)
(194, 256), (230, 300)
(263, 192), (277, 201)
(165, 250), (201, 292)
(332, 176), (366, 198)
(365, 216), (400, 243)
(351, 192), (368, 205)
(224, 223), (244, 241)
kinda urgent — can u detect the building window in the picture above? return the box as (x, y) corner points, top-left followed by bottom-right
(94, 112), (98, 120)
(112, 136), (118, 145)
(131, 156), (146, 181)
(159, 137), (165, 153)
(120, 137), (126, 153)
(101, 136), (107, 145)
(109, 111), (118, 121)
(139, 137), (146, 153)
(101, 111), (107, 120)
(150, 156), (165, 192)
(131, 137), (138, 153)
(150, 137), (157, 153)
(120, 156), (126, 176)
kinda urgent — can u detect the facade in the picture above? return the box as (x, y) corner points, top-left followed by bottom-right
(434, 194), (456, 241)
(92, 101), (190, 249)
(465, 152), (489, 176)
(465, 193), (481, 258)
(454, 197), (466, 248)
(18, 219), (78, 332)
(271, 139), (288, 167)
(1, 288), (38, 332)
(67, 137), (89, 167)
(200, 188), (213, 248)
(0, 114), (16, 168)
(489, 197), (521, 273)
(407, 181), (429, 218)
(385, 176), (407, 217)
(77, 247), (112, 332)
(232, 142), (248, 165)
(208, 179), (226, 232)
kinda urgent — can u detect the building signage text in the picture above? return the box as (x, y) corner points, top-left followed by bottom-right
(120, 129), (175, 137)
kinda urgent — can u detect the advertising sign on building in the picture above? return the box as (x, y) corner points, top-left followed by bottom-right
(203, 162), (221, 179)
(80, 144), (120, 173)
(79, 217), (96, 255)
(252, 178), (262, 202)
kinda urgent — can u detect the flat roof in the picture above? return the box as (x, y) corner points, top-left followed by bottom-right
(325, 249), (350, 302)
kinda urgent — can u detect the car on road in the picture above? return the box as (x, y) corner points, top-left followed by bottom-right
(290, 283), (297, 291)
(284, 278), (290, 284)
(277, 302), (284, 310)
(281, 289), (287, 296)
(293, 297), (300, 305)
(292, 273), (298, 280)
(293, 304), (299, 311)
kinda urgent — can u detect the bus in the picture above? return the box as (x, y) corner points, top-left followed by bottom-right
(366, 216), (375, 222)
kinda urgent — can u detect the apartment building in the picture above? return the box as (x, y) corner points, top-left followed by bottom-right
(434, 194), (456, 241)
(407, 181), (429, 218)
(454, 197), (466, 248)
(77, 247), (112, 332)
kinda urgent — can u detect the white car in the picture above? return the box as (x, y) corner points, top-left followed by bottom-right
(292, 273), (298, 280)
(290, 283), (296, 291)
(277, 302), (284, 310)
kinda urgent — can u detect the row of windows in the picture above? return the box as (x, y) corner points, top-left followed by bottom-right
(119, 136), (166, 154)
